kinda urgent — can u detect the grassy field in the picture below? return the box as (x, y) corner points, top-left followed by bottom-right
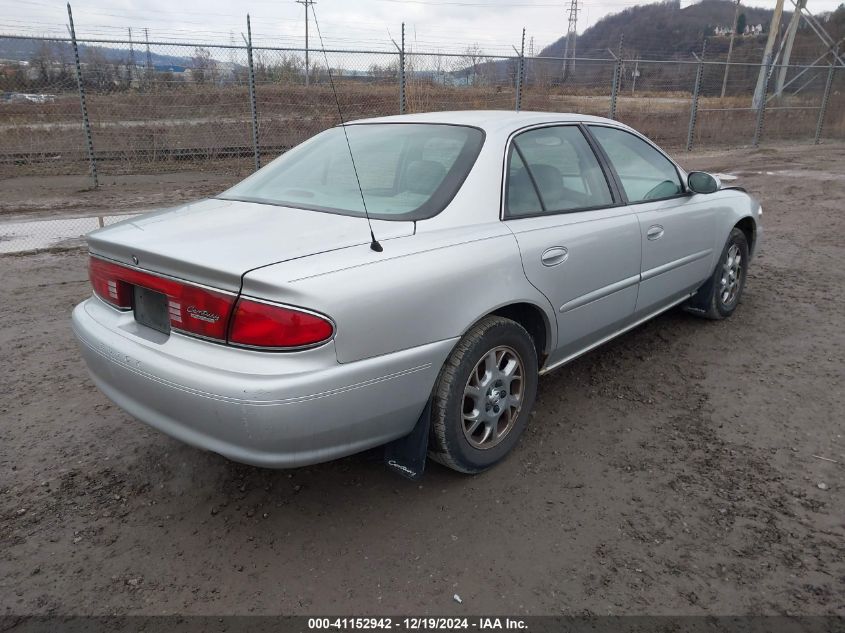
(1, 81), (843, 177)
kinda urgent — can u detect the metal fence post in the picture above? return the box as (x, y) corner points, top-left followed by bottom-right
(399, 23), (406, 114)
(814, 64), (835, 144)
(686, 58), (703, 152)
(67, 3), (98, 189)
(752, 61), (771, 147)
(245, 15), (260, 171)
(515, 28), (525, 112)
(609, 57), (622, 120)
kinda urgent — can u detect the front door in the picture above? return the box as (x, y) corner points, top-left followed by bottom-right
(504, 124), (641, 367)
(587, 125), (716, 317)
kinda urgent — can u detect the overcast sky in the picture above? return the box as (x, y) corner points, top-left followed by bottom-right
(3, 0), (842, 54)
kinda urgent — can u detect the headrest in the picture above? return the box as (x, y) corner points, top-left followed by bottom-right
(528, 164), (564, 203)
(405, 160), (447, 195)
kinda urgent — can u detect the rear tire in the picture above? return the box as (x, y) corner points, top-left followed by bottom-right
(685, 227), (749, 320)
(429, 316), (538, 474)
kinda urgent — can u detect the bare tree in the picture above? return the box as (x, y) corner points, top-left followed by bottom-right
(31, 42), (54, 87)
(461, 43), (484, 86)
(84, 48), (116, 92)
(191, 47), (217, 85)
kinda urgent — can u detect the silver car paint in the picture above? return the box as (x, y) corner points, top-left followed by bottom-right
(88, 198), (414, 291)
(73, 297), (457, 467)
(242, 222), (555, 364)
(506, 205), (642, 367)
(72, 110), (761, 468)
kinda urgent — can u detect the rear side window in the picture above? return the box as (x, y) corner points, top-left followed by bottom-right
(588, 126), (683, 202)
(507, 150), (543, 216)
(506, 126), (613, 218)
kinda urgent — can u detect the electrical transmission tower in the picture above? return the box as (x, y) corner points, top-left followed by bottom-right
(144, 27), (153, 90)
(752, 0), (785, 107)
(561, 0), (579, 81)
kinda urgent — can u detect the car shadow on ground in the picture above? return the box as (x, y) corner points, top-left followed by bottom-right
(130, 303), (705, 504)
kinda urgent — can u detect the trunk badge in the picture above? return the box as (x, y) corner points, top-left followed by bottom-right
(187, 307), (220, 323)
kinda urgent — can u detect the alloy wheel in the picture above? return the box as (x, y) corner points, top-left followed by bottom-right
(720, 243), (743, 305)
(461, 346), (525, 450)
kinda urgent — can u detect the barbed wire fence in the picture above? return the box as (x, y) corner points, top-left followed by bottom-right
(2, 20), (843, 187)
(0, 10), (843, 252)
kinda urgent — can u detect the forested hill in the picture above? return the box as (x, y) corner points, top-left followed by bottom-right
(540, 0), (817, 60)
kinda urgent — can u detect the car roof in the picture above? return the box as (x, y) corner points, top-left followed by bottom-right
(347, 110), (631, 136)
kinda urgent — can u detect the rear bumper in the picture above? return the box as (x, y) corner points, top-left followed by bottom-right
(72, 297), (455, 468)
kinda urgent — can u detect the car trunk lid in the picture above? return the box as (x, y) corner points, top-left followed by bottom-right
(87, 198), (414, 292)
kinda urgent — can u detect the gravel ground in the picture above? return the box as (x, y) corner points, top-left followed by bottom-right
(1, 143), (843, 617)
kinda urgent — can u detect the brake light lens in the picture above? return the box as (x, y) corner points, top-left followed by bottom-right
(229, 298), (334, 349)
(88, 255), (235, 340)
(166, 283), (234, 340)
(89, 257), (132, 309)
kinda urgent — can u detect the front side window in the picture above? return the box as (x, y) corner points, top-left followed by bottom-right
(588, 126), (683, 202)
(219, 123), (484, 221)
(506, 126), (613, 217)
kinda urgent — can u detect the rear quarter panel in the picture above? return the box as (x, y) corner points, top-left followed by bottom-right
(241, 223), (556, 363)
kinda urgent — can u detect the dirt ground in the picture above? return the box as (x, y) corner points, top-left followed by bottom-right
(0, 168), (247, 224)
(1, 143), (843, 617)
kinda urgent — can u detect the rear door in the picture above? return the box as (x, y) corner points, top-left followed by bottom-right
(587, 125), (716, 317)
(504, 124), (641, 367)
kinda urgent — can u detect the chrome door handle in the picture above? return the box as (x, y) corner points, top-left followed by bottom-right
(646, 225), (664, 241)
(541, 246), (568, 266)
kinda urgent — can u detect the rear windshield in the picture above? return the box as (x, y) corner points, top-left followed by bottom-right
(219, 123), (484, 221)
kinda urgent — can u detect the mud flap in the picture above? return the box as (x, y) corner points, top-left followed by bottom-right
(684, 271), (715, 314)
(383, 400), (431, 481)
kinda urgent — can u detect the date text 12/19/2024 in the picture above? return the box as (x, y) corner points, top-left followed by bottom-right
(307, 618), (528, 630)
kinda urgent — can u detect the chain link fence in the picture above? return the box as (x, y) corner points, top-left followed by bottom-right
(2, 32), (843, 183)
(1, 28), (843, 252)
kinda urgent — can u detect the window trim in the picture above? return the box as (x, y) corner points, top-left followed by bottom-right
(501, 122), (623, 220)
(511, 143), (547, 214)
(583, 123), (690, 206)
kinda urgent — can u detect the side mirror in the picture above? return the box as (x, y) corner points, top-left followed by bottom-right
(687, 171), (721, 194)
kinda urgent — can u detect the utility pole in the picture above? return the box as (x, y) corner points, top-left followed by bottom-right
(752, 0), (785, 108)
(721, 0), (741, 98)
(776, 0), (806, 96)
(561, 0), (579, 81)
(528, 35), (534, 84)
(296, 0), (314, 86)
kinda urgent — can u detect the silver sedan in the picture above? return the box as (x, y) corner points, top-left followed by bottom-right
(72, 111), (761, 476)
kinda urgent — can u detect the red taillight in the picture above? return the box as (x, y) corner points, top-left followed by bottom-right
(88, 255), (235, 340)
(89, 257), (133, 309)
(229, 298), (334, 349)
(163, 282), (234, 340)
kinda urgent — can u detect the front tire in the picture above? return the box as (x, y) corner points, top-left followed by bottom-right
(686, 227), (749, 320)
(429, 316), (538, 474)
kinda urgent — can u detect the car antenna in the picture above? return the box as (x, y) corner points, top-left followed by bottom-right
(310, 4), (383, 253)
